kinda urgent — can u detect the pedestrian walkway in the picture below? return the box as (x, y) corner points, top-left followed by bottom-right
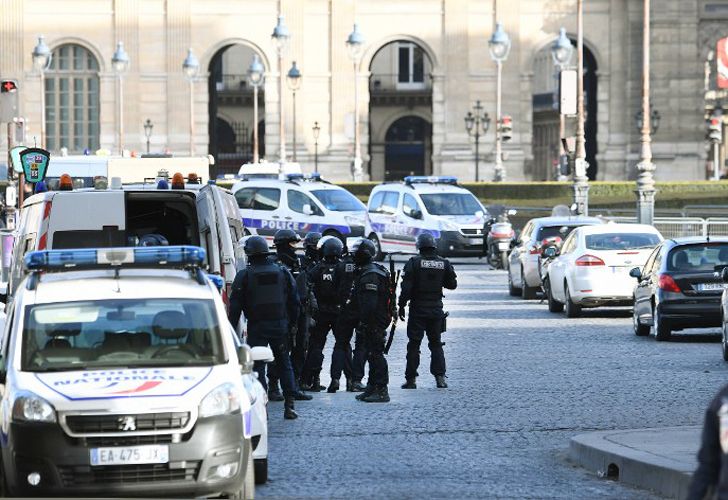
(569, 426), (701, 499)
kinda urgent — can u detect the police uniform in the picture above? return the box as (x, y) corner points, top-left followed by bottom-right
(228, 240), (300, 419)
(688, 383), (728, 499)
(398, 237), (457, 388)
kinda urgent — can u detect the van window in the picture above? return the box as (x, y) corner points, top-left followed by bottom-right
(370, 191), (399, 215)
(238, 188), (280, 211)
(125, 193), (200, 247)
(368, 192), (384, 213)
(287, 190), (322, 215)
(53, 228), (126, 249)
(403, 194), (421, 218)
(235, 188), (255, 209)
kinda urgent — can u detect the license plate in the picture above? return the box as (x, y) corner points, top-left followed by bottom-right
(468, 238), (482, 245)
(497, 242), (510, 251)
(90, 445), (169, 466)
(697, 282), (727, 291)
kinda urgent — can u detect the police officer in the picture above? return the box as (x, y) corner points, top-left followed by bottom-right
(273, 229), (314, 401)
(228, 235), (300, 420)
(688, 383), (728, 499)
(398, 232), (457, 389)
(301, 232), (322, 271)
(300, 236), (344, 391)
(351, 239), (392, 403)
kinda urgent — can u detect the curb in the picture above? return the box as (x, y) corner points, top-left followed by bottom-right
(569, 427), (700, 499)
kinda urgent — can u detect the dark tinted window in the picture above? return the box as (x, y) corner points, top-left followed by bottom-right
(667, 243), (728, 272)
(52, 228), (126, 249)
(585, 233), (661, 251)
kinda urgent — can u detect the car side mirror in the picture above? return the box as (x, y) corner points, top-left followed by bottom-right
(542, 246), (558, 258)
(237, 344), (254, 374)
(629, 267), (642, 280)
(302, 204), (314, 216)
(251, 346), (275, 363)
(411, 209), (423, 220)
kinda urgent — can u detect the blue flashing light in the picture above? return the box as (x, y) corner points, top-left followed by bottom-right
(207, 274), (224, 292)
(404, 176), (458, 185)
(286, 172), (322, 182)
(24, 245), (206, 272)
(157, 179), (170, 190)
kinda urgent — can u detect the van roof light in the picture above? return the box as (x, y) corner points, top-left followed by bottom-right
(404, 176), (458, 185)
(157, 179), (170, 190)
(94, 176), (108, 190)
(188, 172), (200, 184)
(286, 172), (322, 182)
(110, 177), (122, 189)
(171, 172), (185, 189)
(59, 174), (74, 191)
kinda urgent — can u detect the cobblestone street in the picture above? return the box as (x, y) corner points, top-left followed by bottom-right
(259, 258), (728, 499)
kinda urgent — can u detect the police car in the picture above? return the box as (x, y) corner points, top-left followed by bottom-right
(231, 173), (367, 247)
(0, 246), (262, 497)
(365, 176), (488, 257)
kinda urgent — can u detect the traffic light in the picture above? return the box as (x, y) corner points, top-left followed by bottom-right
(708, 116), (723, 143)
(0, 80), (18, 93)
(500, 115), (512, 142)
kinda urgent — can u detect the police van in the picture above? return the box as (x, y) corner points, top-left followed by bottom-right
(365, 176), (488, 257)
(0, 246), (261, 497)
(231, 173), (367, 247)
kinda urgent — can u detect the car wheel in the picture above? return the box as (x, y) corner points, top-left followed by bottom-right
(521, 268), (537, 300)
(633, 305), (650, 336)
(653, 305), (671, 341)
(368, 234), (384, 261)
(254, 458), (268, 485)
(564, 283), (581, 318)
(545, 278), (564, 313)
(508, 267), (520, 296)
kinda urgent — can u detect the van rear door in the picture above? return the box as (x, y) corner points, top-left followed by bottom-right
(47, 191), (126, 248)
(196, 187), (222, 278)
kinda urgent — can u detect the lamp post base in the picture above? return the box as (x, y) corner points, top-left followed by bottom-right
(636, 189), (656, 226)
(493, 163), (505, 182)
(572, 158), (590, 216)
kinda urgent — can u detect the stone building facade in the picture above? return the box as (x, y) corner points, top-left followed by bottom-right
(0, 0), (723, 182)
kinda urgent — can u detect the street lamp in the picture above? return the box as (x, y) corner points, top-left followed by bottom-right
(464, 101), (491, 182)
(346, 23), (365, 181)
(489, 22), (511, 182)
(635, 106), (661, 136)
(286, 61), (302, 162)
(635, 0), (655, 223)
(32, 35), (52, 149)
(182, 48), (199, 156)
(551, 27), (574, 181)
(271, 15), (290, 169)
(143, 118), (153, 154)
(247, 54), (265, 163)
(571, 0), (590, 215)
(312, 121), (321, 173)
(111, 41), (130, 155)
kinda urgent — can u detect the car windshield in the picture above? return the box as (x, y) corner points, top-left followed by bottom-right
(21, 298), (226, 372)
(310, 189), (365, 212)
(419, 193), (482, 216)
(585, 233), (661, 251)
(666, 243), (728, 272)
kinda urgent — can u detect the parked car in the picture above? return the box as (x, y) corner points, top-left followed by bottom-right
(632, 237), (728, 340)
(544, 223), (663, 316)
(508, 215), (603, 299)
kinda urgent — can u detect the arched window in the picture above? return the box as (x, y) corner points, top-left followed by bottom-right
(45, 44), (100, 153)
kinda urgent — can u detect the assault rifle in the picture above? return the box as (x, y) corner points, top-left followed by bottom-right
(384, 253), (405, 355)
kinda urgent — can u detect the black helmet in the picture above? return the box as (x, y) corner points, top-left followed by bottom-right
(416, 232), (437, 251)
(303, 232), (322, 250)
(273, 229), (301, 247)
(244, 235), (270, 257)
(353, 239), (376, 265)
(321, 237), (344, 259)
(348, 237), (364, 255)
(139, 233), (169, 247)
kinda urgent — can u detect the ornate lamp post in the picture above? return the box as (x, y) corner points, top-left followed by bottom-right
(182, 48), (199, 156)
(551, 28), (574, 181)
(111, 42), (130, 155)
(573, 0), (590, 215)
(271, 15), (290, 169)
(464, 101), (491, 182)
(32, 36), (52, 149)
(312, 121), (321, 173)
(286, 61), (302, 162)
(247, 54), (265, 163)
(346, 23), (365, 181)
(636, 0), (656, 224)
(488, 22), (511, 182)
(143, 118), (153, 154)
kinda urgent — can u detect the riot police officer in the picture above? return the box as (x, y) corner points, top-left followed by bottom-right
(300, 236), (344, 391)
(688, 382), (728, 499)
(398, 232), (457, 389)
(351, 239), (392, 403)
(301, 231), (322, 271)
(228, 236), (301, 419)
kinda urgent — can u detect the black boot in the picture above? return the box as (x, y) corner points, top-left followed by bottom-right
(345, 379), (354, 392)
(284, 397), (298, 420)
(435, 375), (448, 389)
(327, 379), (339, 393)
(363, 386), (390, 403)
(355, 385), (374, 401)
(401, 378), (417, 389)
(293, 390), (313, 401)
(350, 380), (366, 392)
(312, 376), (325, 392)
(268, 387), (284, 402)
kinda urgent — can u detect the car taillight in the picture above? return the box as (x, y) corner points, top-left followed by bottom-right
(658, 274), (681, 293)
(491, 232), (513, 239)
(575, 254), (606, 266)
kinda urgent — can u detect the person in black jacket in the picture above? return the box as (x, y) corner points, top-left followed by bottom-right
(398, 232), (457, 389)
(687, 383), (728, 499)
(228, 235), (301, 419)
(300, 231), (322, 271)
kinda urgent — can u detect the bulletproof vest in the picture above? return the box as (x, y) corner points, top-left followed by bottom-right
(358, 262), (392, 324)
(245, 262), (287, 322)
(315, 262), (340, 312)
(339, 256), (357, 300)
(277, 254), (307, 300)
(413, 255), (446, 304)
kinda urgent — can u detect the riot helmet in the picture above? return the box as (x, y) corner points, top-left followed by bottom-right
(303, 232), (322, 252)
(321, 237), (344, 260)
(139, 233), (169, 247)
(244, 235), (270, 257)
(273, 229), (301, 247)
(353, 239), (376, 266)
(416, 232), (437, 251)
(348, 237), (364, 256)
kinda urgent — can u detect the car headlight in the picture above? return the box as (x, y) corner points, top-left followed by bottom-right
(345, 215), (365, 227)
(241, 374), (258, 406)
(199, 383), (241, 418)
(12, 392), (56, 423)
(439, 219), (460, 231)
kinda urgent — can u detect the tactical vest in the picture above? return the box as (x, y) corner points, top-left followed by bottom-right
(412, 255), (446, 305)
(315, 262), (340, 313)
(245, 262), (287, 322)
(359, 263), (393, 326)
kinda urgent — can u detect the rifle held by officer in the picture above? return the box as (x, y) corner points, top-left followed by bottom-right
(384, 255), (400, 355)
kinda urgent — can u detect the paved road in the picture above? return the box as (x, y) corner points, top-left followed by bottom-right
(258, 259), (727, 499)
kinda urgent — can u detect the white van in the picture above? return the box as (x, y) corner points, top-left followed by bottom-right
(231, 173), (367, 247)
(365, 176), (488, 257)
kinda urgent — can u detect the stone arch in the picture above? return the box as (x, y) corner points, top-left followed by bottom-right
(361, 34), (439, 73)
(527, 33), (603, 74)
(47, 37), (106, 73)
(201, 38), (272, 75)
(375, 108), (433, 144)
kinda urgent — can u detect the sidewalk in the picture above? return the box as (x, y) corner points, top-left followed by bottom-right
(569, 426), (701, 499)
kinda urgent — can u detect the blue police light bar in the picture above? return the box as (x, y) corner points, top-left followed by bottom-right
(24, 245), (206, 272)
(207, 274), (224, 292)
(404, 176), (458, 185)
(286, 172), (322, 182)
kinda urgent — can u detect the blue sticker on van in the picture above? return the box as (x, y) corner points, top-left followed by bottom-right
(243, 218), (352, 234)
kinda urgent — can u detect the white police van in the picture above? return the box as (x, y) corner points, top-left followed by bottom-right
(365, 176), (488, 257)
(231, 173), (367, 247)
(0, 245), (262, 497)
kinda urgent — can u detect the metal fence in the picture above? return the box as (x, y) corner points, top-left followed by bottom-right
(601, 217), (728, 239)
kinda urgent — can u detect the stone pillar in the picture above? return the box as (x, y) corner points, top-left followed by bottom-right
(165, 0), (191, 154)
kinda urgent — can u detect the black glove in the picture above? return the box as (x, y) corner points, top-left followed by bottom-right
(398, 306), (406, 321)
